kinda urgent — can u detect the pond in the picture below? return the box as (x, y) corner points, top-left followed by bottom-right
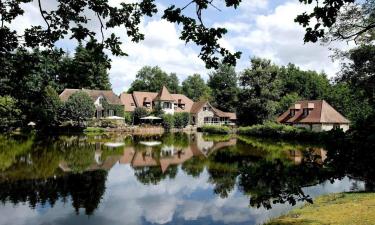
(0, 132), (371, 225)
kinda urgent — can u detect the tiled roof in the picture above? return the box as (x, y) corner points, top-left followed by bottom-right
(154, 86), (175, 101)
(59, 88), (123, 105)
(132, 91), (158, 107)
(191, 101), (236, 119)
(277, 100), (350, 124)
(120, 93), (136, 112)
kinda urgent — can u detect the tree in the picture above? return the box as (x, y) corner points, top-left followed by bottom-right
(36, 86), (63, 128)
(276, 92), (301, 115)
(58, 40), (111, 90)
(335, 44), (375, 127)
(0, 0), (242, 69)
(128, 66), (181, 93)
(174, 112), (190, 129)
(0, 96), (22, 131)
(182, 74), (211, 101)
(64, 91), (95, 126)
(162, 114), (174, 131)
(0, 48), (61, 121)
(295, 0), (375, 43)
(238, 58), (282, 125)
(133, 107), (149, 125)
(208, 63), (239, 112)
(279, 64), (331, 100)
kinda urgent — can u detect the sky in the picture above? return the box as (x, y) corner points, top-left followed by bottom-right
(11, 0), (354, 94)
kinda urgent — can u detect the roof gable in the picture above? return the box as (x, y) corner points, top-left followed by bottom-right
(154, 86), (175, 101)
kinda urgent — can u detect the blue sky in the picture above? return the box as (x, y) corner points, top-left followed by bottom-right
(11, 0), (353, 94)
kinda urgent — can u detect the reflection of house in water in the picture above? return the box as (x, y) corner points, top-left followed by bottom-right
(58, 143), (122, 173)
(287, 148), (327, 164)
(120, 134), (237, 173)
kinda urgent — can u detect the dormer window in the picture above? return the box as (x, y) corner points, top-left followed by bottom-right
(303, 108), (309, 116)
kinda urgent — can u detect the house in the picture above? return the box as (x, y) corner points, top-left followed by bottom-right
(120, 86), (236, 127)
(277, 100), (350, 132)
(59, 88), (124, 119)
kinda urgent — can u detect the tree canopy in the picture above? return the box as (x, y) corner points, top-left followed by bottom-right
(0, 0), (243, 69)
(128, 66), (181, 93)
(295, 0), (375, 43)
(208, 63), (239, 112)
(182, 74), (211, 101)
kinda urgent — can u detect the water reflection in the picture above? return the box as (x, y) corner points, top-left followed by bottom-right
(0, 132), (371, 225)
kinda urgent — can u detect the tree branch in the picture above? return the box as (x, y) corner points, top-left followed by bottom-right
(37, 0), (50, 31)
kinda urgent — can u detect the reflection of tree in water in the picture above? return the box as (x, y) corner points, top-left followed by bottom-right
(324, 130), (375, 191)
(134, 165), (178, 185)
(238, 156), (326, 209)
(181, 156), (206, 178)
(0, 170), (107, 215)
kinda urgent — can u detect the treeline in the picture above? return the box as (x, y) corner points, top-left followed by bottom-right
(128, 46), (374, 128)
(0, 40), (111, 131)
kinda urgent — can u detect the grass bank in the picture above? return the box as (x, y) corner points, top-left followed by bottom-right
(266, 192), (375, 225)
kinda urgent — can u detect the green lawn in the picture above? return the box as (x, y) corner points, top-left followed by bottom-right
(266, 192), (375, 225)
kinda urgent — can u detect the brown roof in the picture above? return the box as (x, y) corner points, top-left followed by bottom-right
(172, 94), (194, 113)
(59, 88), (123, 105)
(191, 101), (237, 120)
(154, 86), (175, 101)
(190, 101), (208, 114)
(277, 100), (350, 124)
(132, 91), (158, 107)
(120, 93), (136, 112)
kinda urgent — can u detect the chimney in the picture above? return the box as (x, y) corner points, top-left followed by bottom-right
(308, 103), (315, 109)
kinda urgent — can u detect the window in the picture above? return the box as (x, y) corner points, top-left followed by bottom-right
(131, 103), (135, 106)
(163, 102), (171, 109)
(290, 109), (295, 116)
(108, 109), (114, 116)
(333, 124), (340, 129)
(303, 108), (309, 116)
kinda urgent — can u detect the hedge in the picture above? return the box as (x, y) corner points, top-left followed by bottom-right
(201, 125), (231, 134)
(238, 122), (325, 141)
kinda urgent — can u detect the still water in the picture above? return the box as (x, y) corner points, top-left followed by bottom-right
(0, 133), (366, 225)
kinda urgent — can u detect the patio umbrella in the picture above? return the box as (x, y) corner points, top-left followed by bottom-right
(140, 116), (162, 120)
(106, 116), (124, 120)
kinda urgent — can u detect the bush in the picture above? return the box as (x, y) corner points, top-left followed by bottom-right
(36, 86), (63, 128)
(64, 91), (95, 126)
(201, 125), (231, 134)
(84, 127), (105, 133)
(124, 112), (133, 125)
(133, 107), (148, 125)
(100, 119), (118, 128)
(162, 114), (174, 131)
(238, 122), (318, 141)
(174, 112), (190, 129)
(0, 96), (22, 132)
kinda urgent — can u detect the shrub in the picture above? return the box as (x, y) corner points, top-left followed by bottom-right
(162, 114), (174, 131)
(201, 125), (231, 134)
(100, 119), (118, 128)
(64, 91), (95, 126)
(124, 112), (133, 125)
(0, 96), (22, 132)
(84, 127), (105, 133)
(174, 112), (190, 129)
(36, 86), (63, 128)
(238, 122), (318, 141)
(133, 107), (148, 125)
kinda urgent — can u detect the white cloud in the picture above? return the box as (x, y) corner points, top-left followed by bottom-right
(228, 0), (352, 77)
